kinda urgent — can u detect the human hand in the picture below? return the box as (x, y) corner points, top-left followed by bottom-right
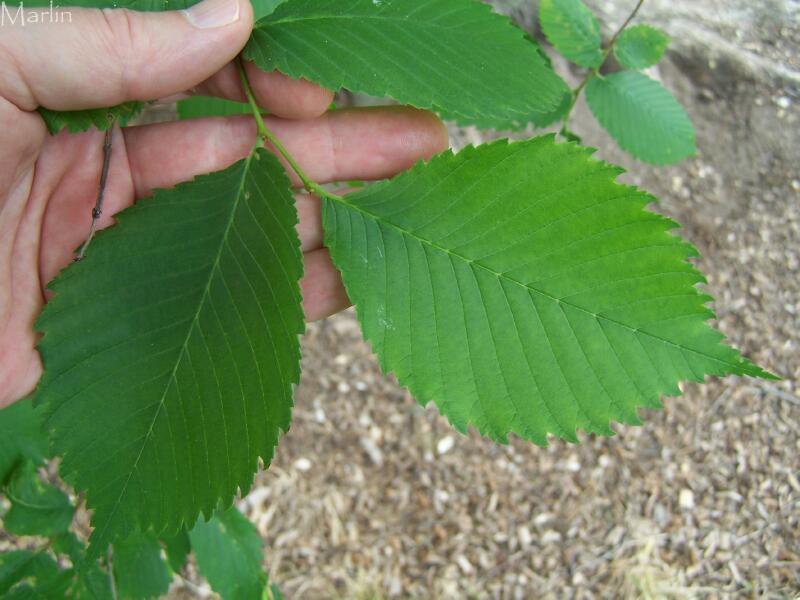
(0, 0), (448, 407)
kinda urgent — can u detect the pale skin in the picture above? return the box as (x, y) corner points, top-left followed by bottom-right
(0, 0), (449, 407)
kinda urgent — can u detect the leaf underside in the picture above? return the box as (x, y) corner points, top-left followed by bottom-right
(245, 0), (569, 129)
(539, 0), (604, 68)
(586, 71), (696, 164)
(33, 148), (304, 554)
(614, 24), (671, 70)
(323, 136), (771, 445)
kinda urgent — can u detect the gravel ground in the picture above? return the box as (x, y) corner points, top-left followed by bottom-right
(180, 3), (799, 598)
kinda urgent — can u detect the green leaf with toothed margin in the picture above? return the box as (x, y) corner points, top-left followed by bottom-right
(539, 0), (604, 68)
(322, 136), (774, 445)
(38, 103), (145, 135)
(31, 148), (304, 556)
(586, 70), (696, 164)
(245, 0), (569, 129)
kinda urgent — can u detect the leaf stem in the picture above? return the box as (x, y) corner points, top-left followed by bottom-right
(235, 57), (340, 201)
(560, 0), (646, 134)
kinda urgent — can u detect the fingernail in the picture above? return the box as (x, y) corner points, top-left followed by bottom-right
(183, 0), (240, 29)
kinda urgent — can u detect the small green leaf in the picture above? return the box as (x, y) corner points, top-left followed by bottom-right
(0, 399), (48, 485)
(539, 0), (604, 68)
(33, 148), (304, 555)
(113, 534), (171, 600)
(38, 103), (145, 135)
(586, 70), (695, 164)
(161, 528), (191, 573)
(614, 25), (671, 70)
(190, 506), (266, 600)
(323, 137), (772, 445)
(4, 462), (74, 537)
(0, 552), (63, 597)
(245, 0), (569, 129)
(176, 97), (251, 120)
(51, 534), (115, 600)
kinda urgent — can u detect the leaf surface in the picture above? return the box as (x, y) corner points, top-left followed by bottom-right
(33, 149), (304, 553)
(614, 25), (670, 70)
(586, 71), (695, 164)
(539, 0), (604, 68)
(161, 528), (191, 573)
(245, 0), (569, 128)
(323, 137), (771, 445)
(113, 534), (171, 599)
(0, 400), (48, 485)
(176, 97), (252, 120)
(190, 506), (266, 600)
(3, 463), (75, 537)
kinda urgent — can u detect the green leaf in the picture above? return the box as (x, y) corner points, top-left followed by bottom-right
(614, 25), (671, 70)
(322, 137), (773, 445)
(245, 0), (569, 129)
(38, 103), (145, 135)
(268, 583), (285, 600)
(0, 552), (63, 597)
(33, 148), (304, 554)
(3, 462), (75, 537)
(251, 0), (285, 20)
(176, 97), (252, 120)
(586, 71), (696, 164)
(113, 534), (171, 599)
(161, 528), (191, 573)
(51, 534), (114, 600)
(190, 506), (266, 600)
(0, 399), (48, 485)
(539, 0), (604, 68)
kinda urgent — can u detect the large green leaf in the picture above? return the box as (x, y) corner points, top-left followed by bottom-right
(322, 137), (772, 445)
(190, 506), (267, 600)
(113, 534), (171, 599)
(33, 148), (304, 554)
(3, 462), (75, 537)
(614, 25), (671, 70)
(0, 400), (48, 485)
(586, 71), (696, 164)
(539, 0), (604, 68)
(245, 0), (569, 129)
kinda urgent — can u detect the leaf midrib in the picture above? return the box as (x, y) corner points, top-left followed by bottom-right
(330, 195), (742, 369)
(97, 151), (255, 541)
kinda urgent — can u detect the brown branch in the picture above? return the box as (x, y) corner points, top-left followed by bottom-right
(75, 118), (115, 262)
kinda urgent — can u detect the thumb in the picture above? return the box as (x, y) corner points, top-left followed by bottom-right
(0, 0), (253, 112)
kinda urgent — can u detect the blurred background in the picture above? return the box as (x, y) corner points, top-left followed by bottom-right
(174, 0), (799, 597)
